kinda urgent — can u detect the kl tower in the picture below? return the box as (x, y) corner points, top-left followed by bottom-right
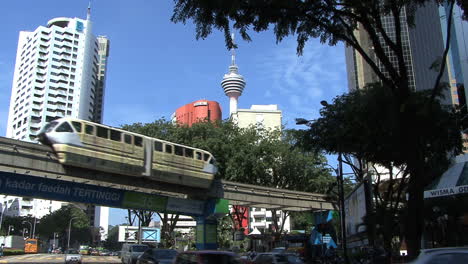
(221, 34), (246, 117)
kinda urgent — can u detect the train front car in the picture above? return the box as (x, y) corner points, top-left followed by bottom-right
(38, 118), (83, 147)
(37, 118), (85, 165)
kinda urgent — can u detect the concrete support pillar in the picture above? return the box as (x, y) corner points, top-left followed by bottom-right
(195, 216), (218, 250)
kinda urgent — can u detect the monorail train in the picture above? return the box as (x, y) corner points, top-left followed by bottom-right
(37, 117), (217, 189)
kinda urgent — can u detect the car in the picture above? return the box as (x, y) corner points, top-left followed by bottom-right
(252, 252), (304, 264)
(271, 247), (286, 254)
(121, 244), (150, 264)
(410, 247), (468, 263)
(174, 251), (242, 264)
(89, 248), (100, 256)
(64, 249), (83, 264)
(136, 248), (178, 264)
(99, 249), (111, 256)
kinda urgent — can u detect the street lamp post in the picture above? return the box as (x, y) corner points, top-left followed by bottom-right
(0, 203), (6, 232)
(337, 152), (349, 264)
(22, 221), (32, 238)
(67, 217), (78, 250)
(7, 225), (14, 236)
(53, 232), (58, 251)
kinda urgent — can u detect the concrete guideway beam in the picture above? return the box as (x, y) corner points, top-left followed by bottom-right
(222, 180), (334, 211)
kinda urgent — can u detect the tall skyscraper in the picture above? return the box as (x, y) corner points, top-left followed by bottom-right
(3, 7), (110, 236)
(439, 4), (468, 106)
(345, 2), (451, 103)
(6, 6), (109, 142)
(172, 100), (222, 126)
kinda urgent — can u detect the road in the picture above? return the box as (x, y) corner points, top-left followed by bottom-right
(0, 254), (121, 264)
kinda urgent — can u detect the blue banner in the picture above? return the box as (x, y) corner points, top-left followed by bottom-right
(0, 171), (124, 207)
(0, 171), (208, 216)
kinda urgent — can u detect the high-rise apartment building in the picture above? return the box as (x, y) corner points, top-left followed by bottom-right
(4, 8), (110, 236)
(345, 2), (451, 102)
(172, 100), (222, 126)
(6, 9), (109, 141)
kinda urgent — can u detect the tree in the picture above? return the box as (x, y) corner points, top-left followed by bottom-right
(103, 225), (121, 251)
(170, 0), (466, 256)
(302, 84), (463, 259)
(36, 204), (91, 248)
(157, 213), (180, 248)
(122, 119), (334, 243)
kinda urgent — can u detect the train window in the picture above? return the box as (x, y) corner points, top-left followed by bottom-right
(110, 130), (121, 141)
(196, 152), (202, 160)
(124, 134), (132, 144)
(154, 141), (163, 152)
(97, 126), (108, 138)
(204, 153), (210, 161)
(56, 122), (73, 133)
(165, 144), (172, 154)
(174, 146), (184, 156)
(185, 148), (193, 158)
(134, 136), (143, 147)
(72, 121), (82, 133)
(43, 121), (58, 132)
(85, 125), (94, 135)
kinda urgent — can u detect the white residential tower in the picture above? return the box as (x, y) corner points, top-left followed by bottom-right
(4, 7), (110, 237)
(6, 8), (109, 141)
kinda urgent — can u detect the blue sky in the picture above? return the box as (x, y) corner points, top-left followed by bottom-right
(0, 1), (348, 226)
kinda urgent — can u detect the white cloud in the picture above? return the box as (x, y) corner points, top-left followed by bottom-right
(255, 38), (348, 126)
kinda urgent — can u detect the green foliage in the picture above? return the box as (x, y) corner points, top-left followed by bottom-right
(217, 215), (234, 249)
(304, 84), (462, 184)
(103, 226), (120, 251)
(302, 83), (463, 256)
(290, 211), (314, 232)
(36, 204), (91, 247)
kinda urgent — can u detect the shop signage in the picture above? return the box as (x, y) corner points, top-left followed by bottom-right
(424, 185), (468, 198)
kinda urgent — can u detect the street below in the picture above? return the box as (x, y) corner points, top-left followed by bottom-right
(0, 254), (120, 264)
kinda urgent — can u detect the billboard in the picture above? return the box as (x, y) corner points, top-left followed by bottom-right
(344, 183), (368, 238)
(118, 226), (161, 243)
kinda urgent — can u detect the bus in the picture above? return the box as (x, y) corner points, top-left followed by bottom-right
(24, 238), (40, 254)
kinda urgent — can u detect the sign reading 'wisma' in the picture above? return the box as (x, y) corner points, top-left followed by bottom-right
(424, 185), (468, 199)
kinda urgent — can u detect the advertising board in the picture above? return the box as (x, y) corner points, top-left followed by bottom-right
(344, 182), (368, 238)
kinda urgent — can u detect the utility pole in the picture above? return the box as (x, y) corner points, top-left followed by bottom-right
(138, 214), (142, 244)
(338, 152), (349, 264)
